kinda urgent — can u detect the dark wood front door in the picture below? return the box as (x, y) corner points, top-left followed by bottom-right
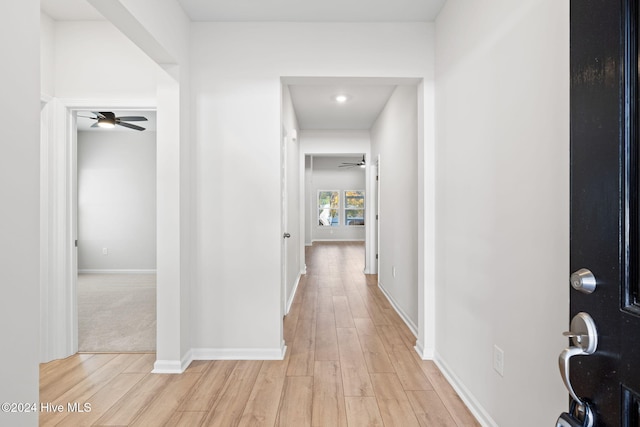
(570, 0), (640, 425)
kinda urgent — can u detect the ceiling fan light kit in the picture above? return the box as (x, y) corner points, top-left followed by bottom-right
(97, 117), (116, 128)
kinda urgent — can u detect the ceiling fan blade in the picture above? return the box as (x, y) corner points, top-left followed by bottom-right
(338, 164), (356, 168)
(77, 114), (98, 119)
(91, 122), (100, 128)
(92, 111), (106, 119)
(116, 116), (147, 121)
(117, 121), (146, 131)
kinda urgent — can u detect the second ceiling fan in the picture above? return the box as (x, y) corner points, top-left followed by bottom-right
(339, 155), (366, 168)
(79, 112), (148, 131)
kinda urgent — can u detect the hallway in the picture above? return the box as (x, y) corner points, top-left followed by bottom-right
(39, 242), (478, 426)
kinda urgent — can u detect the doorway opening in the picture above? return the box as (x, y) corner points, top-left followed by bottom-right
(281, 76), (430, 356)
(75, 109), (157, 352)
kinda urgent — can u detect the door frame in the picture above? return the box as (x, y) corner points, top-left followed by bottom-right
(39, 98), (158, 362)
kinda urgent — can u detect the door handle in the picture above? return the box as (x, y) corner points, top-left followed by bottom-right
(283, 233), (291, 238)
(558, 312), (598, 407)
(559, 347), (588, 405)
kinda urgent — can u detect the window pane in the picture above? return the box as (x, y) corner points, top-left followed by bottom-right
(345, 190), (365, 208)
(345, 191), (364, 226)
(345, 209), (365, 226)
(319, 209), (339, 226)
(318, 191), (340, 209)
(318, 191), (340, 226)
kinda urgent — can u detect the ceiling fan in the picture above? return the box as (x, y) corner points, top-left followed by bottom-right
(339, 155), (366, 168)
(78, 112), (148, 131)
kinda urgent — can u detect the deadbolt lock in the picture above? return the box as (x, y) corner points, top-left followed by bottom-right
(570, 268), (596, 294)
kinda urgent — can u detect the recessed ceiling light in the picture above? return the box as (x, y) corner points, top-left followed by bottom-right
(335, 94), (350, 103)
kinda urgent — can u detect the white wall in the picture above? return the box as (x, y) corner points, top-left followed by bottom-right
(77, 131), (157, 272)
(434, 0), (569, 425)
(0, 1), (40, 426)
(40, 12), (55, 98)
(190, 23), (434, 354)
(370, 85), (419, 331)
(308, 156), (366, 242)
(102, 0), (193, 367)
(53, 21), (158, 99)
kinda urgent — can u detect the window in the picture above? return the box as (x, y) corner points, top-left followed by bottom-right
(318, 190), (340, 226)
(345, 190), (365, 226)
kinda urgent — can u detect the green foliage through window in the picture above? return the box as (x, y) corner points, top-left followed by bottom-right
(318, 190), (340, 226)
(344, 191), (365, 226)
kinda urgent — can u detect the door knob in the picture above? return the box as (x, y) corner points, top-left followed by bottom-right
(559, 312), (598, 407)
(283, 232), (291, 238)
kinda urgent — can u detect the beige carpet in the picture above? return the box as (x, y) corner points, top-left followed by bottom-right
(78, 273), (156, 352)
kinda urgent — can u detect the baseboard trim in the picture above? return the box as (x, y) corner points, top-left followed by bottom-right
(285, 272), (303, 315)
(152, 350), (192, 374)
(191, 344), (287, 361)
(377, 280), (418, 337)
(311, 239), (366, 243)
(78, 269), (157, 274)
(152, 344), (287, 373)
(434, 353), (497, 427)
(414, 342), (434, 360)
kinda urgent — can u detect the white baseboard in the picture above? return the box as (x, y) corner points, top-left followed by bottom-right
(153, 344), (287, 373)
(78, 269), (157, 274)
(285, 272), (303, 315)
(311, 239), (366, 243)
(377, 280), (418, 337)
(434, 353), (497, 427)
(152, 350), (193, 374)
(191, 344), (287, 361)
(414, 342), (434, 360)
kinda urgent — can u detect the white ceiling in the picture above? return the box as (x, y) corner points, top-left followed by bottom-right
(287, 77), (420, 130)
(41, 0), (446, 22)
(76, 111), (157, 132)
(290, 84), (396, 130)
(177, 0), (446, 22)
(40, 2), (432, 131)
(40, 0), (104, 21)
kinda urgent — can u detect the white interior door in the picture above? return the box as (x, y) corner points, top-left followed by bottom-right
(376, 156), (380, 273)
(281, 132), (289, 316)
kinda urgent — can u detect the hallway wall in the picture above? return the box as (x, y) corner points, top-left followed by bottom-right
(0, 2), (40, 426)
(370, 84), (419, 332)
(435, 0), (569, 425)
(52, 21), (158, 99)
(190, 22), (434, 353)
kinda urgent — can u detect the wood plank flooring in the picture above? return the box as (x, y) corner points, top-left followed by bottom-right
(40, 241), (479, 426)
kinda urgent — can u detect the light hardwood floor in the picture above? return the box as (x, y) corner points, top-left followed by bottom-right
(40, 242), (479, 426)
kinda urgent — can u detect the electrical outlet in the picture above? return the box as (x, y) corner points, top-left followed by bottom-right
(102, 248), (108, 255)
(493, 345), (504, 376)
